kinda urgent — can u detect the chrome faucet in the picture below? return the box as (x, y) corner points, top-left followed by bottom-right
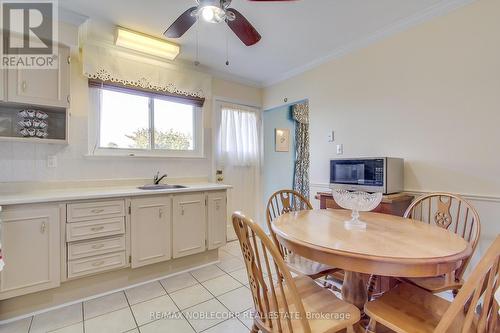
(153, 172), (168, 185)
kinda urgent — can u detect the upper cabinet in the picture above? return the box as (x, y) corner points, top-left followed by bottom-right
(0, 44), (71, 144)
(0, 67), (4, 101)
(6, 45), (70, 108)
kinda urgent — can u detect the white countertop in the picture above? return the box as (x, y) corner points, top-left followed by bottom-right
(0, 183), (231, 206)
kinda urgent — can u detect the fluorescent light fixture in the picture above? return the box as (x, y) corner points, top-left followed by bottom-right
(115, 27), (180, 60)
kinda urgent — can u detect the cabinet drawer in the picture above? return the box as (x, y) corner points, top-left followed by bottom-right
(68, 252), (126, 279)
(66, 218), (125, 242)
(68, 236), (126, 260)
(67, 200), (125, 222)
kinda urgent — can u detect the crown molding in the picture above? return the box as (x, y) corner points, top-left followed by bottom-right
(262, 0), (476, 87)
(59, 6), (89, 26)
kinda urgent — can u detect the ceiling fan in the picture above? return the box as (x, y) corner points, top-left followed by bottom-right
(164, 0), (297, 47)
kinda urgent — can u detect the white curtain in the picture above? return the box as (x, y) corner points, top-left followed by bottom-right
(219, 107), (259, 167)
(216, 103), (262, 239)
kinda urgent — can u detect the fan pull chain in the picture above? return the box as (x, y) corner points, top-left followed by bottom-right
(195, 19), (200, 66)
(225, 23), (230, 66)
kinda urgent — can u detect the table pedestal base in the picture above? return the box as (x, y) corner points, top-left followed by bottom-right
(342, 271), (371, 331)
(342, 271), (368, 310)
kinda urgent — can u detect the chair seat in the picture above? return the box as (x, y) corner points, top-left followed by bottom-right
(365, 283), (476, 333)
(400, 275), (463, 293)
(284, 253), (339, 278)
(259, 275), (360, 333)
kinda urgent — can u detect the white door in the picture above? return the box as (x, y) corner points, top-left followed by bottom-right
(130, 196), (171, 268)
(0, 205), (60, 300)
(214, 101), (262, 240)
(7, 45), (70, 108)
(172, 193), (206, 258)
(207, 191), (227, 250)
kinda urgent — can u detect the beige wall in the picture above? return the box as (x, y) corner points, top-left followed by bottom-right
(263, 0), (500, 252)
(213, 78), (262, 106)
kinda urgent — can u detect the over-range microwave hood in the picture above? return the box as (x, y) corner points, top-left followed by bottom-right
(329, 157), (404, 194)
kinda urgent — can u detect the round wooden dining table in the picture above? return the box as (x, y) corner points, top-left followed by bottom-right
(271, 209), (472, 310)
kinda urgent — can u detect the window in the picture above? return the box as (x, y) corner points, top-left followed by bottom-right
(90, 84), (203, 157)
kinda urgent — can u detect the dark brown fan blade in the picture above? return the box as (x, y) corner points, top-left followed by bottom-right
(226, 9), (261, 46)
(164, 6), (197, 38)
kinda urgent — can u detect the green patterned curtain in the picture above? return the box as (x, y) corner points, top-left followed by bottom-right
(292, 102), (310, 199)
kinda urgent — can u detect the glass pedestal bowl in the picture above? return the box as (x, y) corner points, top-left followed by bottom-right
(332, 190), (383, 230)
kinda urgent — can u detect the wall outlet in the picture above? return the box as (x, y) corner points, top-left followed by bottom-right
(336, 144), (343, 155)
(47, 155), (57, 168)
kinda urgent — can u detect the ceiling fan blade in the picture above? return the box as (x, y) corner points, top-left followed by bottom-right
(164, 6), (198, 38)
(226, 9), (261, 46)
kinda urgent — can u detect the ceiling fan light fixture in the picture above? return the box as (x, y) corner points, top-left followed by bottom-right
(200, 5), (226, 23)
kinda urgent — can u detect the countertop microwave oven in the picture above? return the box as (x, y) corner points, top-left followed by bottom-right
(329, 157), (404, 194)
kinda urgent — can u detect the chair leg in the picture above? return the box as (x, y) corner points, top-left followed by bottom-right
(250, 323), (259, 333)
(365, 319), (377, 333)
(366, 275), (378, 301)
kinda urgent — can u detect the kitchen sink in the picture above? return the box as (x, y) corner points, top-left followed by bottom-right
(137, 184), (187, 190)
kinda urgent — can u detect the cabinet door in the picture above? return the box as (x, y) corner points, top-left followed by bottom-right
(130, 196), (171, 268)
(7, 45), (70, 107)
(207, 192), (227, 250)
(172, 193), (206, 258)
(0, 205), (60, 300)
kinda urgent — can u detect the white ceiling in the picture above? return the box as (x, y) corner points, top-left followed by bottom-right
(59, 0), (468, 86)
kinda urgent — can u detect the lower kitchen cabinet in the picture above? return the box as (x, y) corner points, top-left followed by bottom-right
(172, 193), (206, 258)
(130, 196), (172, 268)
(0, 205), (60, 300)
(207, 191), (227, 250)
(0, 189), (228, 300)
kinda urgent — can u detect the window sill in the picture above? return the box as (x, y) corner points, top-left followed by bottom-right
(83, 154), (207, 160)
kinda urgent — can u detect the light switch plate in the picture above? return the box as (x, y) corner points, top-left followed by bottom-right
(336, 144), (343, 155)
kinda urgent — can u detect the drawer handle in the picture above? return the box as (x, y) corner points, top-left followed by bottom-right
(21, 80), (27, 92)
(41, 222), (47, 233)
(92, 261), (105, 267)
(91, 226), (105, 232)
(91, 209), (105, 214)
(92, 244), (105, 249)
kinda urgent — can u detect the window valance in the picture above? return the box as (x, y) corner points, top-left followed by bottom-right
(81, 43), (211, 100)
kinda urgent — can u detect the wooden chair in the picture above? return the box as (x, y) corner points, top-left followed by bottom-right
(364, 235), (500, 333)
(266, 190), (341, 280)
(401, 192), (481, 295)
(232, 212), (360, 333)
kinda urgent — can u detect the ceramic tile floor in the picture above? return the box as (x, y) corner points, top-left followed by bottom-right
(0, 241), (255, 333)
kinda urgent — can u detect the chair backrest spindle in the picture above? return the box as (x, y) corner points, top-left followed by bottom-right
(405, 192), (481, 280)
(266, 190), (313, 258)
(436, 236), (500, 333)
